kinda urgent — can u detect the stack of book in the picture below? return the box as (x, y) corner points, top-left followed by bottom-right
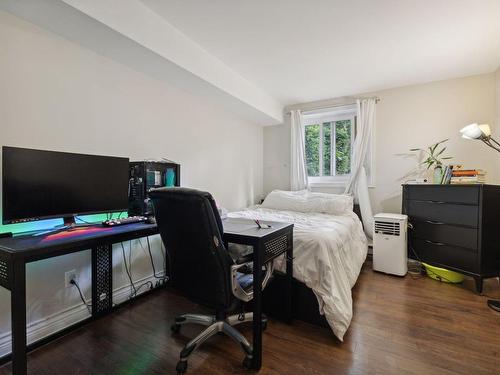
(440, 165), (453, 184)
(450, 169), (486, 184)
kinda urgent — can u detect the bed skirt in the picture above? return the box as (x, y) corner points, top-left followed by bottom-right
(260, 271), (330, 328)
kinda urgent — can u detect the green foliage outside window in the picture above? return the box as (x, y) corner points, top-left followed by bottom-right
(335, 120), (351, 175)
(305, 124), (320, 176)
(305, 119), (352, 177)
(323, 122), (331, 176)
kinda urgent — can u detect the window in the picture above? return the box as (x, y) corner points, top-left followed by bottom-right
(303, 105), (373, 186)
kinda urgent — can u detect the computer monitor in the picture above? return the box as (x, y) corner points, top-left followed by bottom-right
(2, 146), (129, 225)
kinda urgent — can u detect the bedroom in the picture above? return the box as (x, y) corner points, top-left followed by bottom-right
(0, 0), (499, 374)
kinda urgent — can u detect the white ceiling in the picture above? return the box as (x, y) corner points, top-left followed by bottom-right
(142, 0), (500, 106)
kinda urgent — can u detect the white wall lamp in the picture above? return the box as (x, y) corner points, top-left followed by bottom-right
(460, 123), (500, 152)
(460, 122), (500, 313)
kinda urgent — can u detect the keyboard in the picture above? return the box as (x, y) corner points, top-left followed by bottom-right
(102, 216), (148, 227)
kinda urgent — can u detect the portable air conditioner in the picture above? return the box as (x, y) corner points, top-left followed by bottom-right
(373, 213), (408, 276)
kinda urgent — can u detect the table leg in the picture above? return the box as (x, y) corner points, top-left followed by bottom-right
(285, 231), (294, 324)
(252, 242), (263, 370)
(92, 245), (113, 317)
(11, 259), (27, 375)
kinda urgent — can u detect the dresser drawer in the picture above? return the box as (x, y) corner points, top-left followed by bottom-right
(411, 220), (478, 250)
(407, 200), (478, 227)
(412, 238), (478, 273)
(405, 186), (479, 205)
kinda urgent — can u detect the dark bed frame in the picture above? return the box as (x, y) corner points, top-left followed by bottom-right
(261, 204), (363, 328)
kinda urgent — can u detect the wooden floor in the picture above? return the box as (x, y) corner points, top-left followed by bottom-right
(1, 261), (499, 375)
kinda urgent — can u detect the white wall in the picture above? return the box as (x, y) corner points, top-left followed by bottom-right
(0, 10), (263, 354)
(264, 73), (498, 213)
(497, 67), (500, 149)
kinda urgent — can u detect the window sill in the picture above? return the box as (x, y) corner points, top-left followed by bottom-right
(308, 181), (376, 189)
(308, 181), (347, 188)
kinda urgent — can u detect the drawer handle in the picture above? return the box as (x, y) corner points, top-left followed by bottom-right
(428, 200), (446, 204)
(425, 239), (445, 246)
(425, 220), (445, 225)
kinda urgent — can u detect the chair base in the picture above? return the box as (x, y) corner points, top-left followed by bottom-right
(171, 312), (267, 374)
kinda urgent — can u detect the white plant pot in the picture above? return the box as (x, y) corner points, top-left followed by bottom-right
(433, 166), (443, 184)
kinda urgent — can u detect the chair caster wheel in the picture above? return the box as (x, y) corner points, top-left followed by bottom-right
(171, 324), (181, 333)
(176, 360), (188, 374)
(242, 356), (253, 369)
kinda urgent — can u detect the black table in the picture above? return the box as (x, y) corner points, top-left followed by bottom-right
(0, 218), (293, 374)
(0, 223), (159, 375)
(222, 217), (293, 370)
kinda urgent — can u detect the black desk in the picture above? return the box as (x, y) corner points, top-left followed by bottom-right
(0, 218), (293, 374)
(222, 218), (293, 370)
(0, 223), (158, 375)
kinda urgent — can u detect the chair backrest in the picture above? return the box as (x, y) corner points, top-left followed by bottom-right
(149, 187), (234, 310)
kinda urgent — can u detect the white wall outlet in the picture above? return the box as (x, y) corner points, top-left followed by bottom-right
(64, 269), (77, 288)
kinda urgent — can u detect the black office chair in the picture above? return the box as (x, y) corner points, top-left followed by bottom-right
(149, 187), (273, 374)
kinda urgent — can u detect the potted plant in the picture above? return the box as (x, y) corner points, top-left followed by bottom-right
(410, 139), (452, 183)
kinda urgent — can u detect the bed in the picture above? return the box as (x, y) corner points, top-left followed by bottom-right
(228, 190), (368, 341)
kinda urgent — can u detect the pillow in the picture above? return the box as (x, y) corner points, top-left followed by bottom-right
(306, 191), (354, 214)
(261, 190), (353, 215)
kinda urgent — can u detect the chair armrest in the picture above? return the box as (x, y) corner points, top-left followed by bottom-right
(230, 261), (273, 302)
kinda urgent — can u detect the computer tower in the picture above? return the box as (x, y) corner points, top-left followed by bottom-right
(128, 160), (180, 217)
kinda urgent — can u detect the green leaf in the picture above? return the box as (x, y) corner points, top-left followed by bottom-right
(409, 148), (421, 151)
(441, 157), (453, 159)
(436, 147), (446, 157)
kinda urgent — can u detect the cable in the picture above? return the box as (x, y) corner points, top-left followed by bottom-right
(134, 281), (153, 295)
(146, 236), (158, 278)
(75, 216), (99, 225)
(70, 279), (92, 314)
(121, 242), (137, 297)
(120, 241), (154, 299)
(146, 236), (168, 280)
(407, 224), (457, 283)
(139, 236), (168, 281)
(128, 240), (133, 297)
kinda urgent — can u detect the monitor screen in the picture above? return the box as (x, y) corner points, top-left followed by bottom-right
(2, 146), (129, 224)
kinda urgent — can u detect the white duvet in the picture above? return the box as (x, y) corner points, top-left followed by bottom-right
(228, 206), (367, 341)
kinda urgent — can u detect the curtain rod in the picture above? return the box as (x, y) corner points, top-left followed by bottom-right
(285, 96), (380, 115)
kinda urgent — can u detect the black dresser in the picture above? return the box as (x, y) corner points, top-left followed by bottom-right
(402, 184), (500, 293)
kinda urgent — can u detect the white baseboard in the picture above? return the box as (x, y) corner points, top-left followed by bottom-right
(0, 272), (165, 358)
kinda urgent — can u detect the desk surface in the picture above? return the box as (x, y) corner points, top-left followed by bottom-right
(222, 217), (292, 239)
(0, 218), (293, 260)
(0, 223), (158, 260)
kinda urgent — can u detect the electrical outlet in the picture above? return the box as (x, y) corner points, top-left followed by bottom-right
(65, 269), (77, 288)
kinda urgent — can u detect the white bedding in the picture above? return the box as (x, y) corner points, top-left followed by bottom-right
(228, 206), (367, 341)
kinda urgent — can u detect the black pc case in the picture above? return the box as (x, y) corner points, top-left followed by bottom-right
(128, 161), (180, 217)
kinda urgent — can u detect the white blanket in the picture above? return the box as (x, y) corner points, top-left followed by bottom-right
(228, 207), (367, 341)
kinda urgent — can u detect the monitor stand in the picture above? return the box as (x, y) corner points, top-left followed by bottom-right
(31, 216), (94, 237)
(63, 215), (78, 229)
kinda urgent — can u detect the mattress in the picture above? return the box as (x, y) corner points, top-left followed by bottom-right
(228, 206), (368, 341)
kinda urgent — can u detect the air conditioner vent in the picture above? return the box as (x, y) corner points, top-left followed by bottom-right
(374, 220), (400, 236)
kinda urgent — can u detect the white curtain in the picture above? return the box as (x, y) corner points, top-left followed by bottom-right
(344, 98), (376, 239)
(357, 166), (374, 239)
(290, 109), (309, 191)
(344, 98), (376, 194)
